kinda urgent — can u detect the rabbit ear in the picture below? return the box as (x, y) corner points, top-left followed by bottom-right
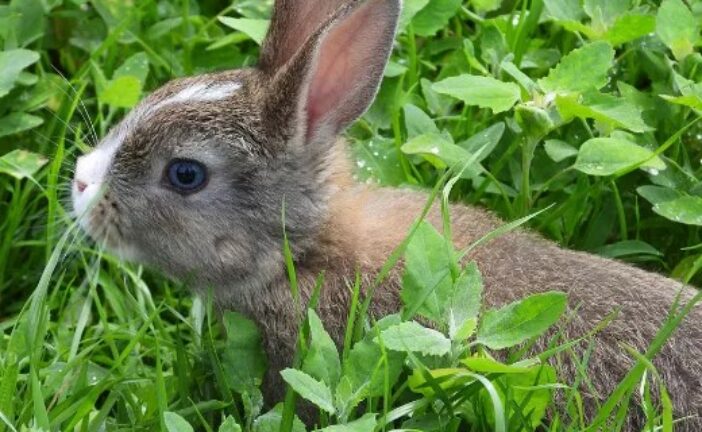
(259, 0), (350, 73)
(261, 0), (400, 148)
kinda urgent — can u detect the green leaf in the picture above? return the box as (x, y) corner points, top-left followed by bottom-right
(0, 149), (48, 180)
(476, 292), (567, 350)
(471, 0), (502, 12)
(516, 105), (558, 140)
(538, 41), (614, 94)
(595, 240), (663, 259)
(462, 357), (537, 374)
(446, 263), (483, 340)
(457, 122), (505, 162)
(343, 322), (406, 397)
(501, 61), (538, 93)
(653, 196), (702, 226)
(0, 112), (44, 138)
(433, 75), (522, 113)
(656, 0), (700, 60)
(0, 49), (40, 98)
(219, 17), (270, 45)
(253, 404), (306, 432)
(662, 72), (702, 111)
(7, 0), (47, 47)
(543, 0), (585, 22)
(164, 412), (194, 432)
(113, 51), (150, 84)
(222, 312), (267, 393)
(218, 416), (242, 432)
(673, 71), (702, 97)
(280, 369), (335, 414)
(662, 94), (702, 111)
(556, 92), (651, 133)
(399, 0), (431, 31)
(412, 0), (462, 37)
(317, 413), (377, 432)
(407, 367), (466, 397)
(147, 17), (184, 39)
(379, 321), (451, 356)
(334, 376), (368, 421)
(574, 137), (666, 177)
(354, 137), (405, 186)
(101, 76), (143, 109)
(584, 0), (630, 29)
(491, 365), (557, 430)
(603, 13), (656, 46)
(302, 309), (341, 390)
(637, 185), (683, 205)
(544, 139), (578, 162)
(421, 77), (454, 116)
(384, 61), (408, 78)
(400, 221), (453, 322)
(404, 104), (440, 139)
(402, 133), (482, 176)
(480, 25), (509, 66)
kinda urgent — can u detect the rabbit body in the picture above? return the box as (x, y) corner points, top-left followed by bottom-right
(237, 149), (702, 429)
(70, 0), (702, 428)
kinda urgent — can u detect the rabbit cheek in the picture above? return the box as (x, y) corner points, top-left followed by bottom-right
(211, 233), (283, 305)
(214, 235), (252, 274)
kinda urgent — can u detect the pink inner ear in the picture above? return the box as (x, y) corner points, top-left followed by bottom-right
(305, 0), (384, 139)
(266, 0), (346, 71)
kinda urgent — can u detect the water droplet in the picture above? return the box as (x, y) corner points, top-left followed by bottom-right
(431, 146), (440, 155)
(544, 92), (556, 106)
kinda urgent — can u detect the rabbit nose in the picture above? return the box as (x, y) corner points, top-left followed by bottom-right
(75, 180), (88, 193)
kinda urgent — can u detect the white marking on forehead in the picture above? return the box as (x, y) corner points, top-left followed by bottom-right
(150, 81), (242, 114)
(112, 81), (243, 135)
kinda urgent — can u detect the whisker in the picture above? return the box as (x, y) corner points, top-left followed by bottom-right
(48, 65), (101, 146)
(36, 106), (84, 142)
(30, 128), (83, 149)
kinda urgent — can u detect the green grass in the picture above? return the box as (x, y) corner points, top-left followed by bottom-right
(1, 0), (701, 430)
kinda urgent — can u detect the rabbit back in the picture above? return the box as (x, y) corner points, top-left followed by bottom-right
(245, 182), (702, 429)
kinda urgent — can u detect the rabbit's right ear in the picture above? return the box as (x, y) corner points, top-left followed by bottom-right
(259, 0), (350, 73)
(259, 0), (400, 151)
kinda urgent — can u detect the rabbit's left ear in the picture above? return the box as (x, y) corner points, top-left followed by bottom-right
(261, 0), (401, 147)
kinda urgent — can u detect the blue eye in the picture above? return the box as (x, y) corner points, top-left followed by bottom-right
(166, 159), (208, 193)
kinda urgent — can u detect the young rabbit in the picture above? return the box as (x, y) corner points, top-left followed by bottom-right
(72, 0), (702, 428)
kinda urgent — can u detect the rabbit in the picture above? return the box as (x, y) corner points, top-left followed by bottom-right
(71, 0), (702, 429)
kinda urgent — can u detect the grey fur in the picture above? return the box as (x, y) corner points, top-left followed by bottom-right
(73, 0), (701, 429)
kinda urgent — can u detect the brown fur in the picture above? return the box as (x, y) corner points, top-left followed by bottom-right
(243, 147), (702, 430)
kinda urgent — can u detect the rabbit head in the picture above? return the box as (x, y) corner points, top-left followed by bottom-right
(71, 0), (401, 296)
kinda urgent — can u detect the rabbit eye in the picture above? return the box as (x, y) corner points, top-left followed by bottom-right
(166, 159), (208, 194)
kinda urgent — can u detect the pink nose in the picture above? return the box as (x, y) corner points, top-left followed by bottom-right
(75, 180), (88, 193)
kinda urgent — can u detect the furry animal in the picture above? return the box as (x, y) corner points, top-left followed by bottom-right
(71, 0), (702, 428)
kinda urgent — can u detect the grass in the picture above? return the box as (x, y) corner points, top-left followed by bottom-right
(1, 0), (701, 430)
